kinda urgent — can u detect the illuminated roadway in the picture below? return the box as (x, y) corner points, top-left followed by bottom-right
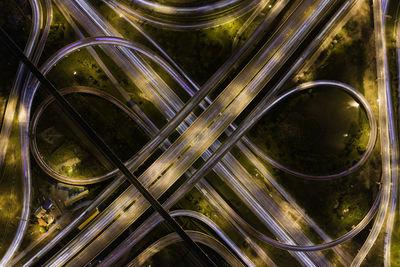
(102, 5), (372, 266)
(28, 82), (329, 266)
(351, 0), (399, 266)
(105, 0), (261, 30)
(10, 3), (376, 267)
(28, 80), (373, 266)
(116, 210), (256, 267)
(20, 7), (370, 264)
(0, 0), (52, 265)
(46, 1), (344, 266)
(39, 1), (338, 266)
(128, 230), (245, 267)
(28, 87), (270, 266)
(11, 0), (376, 266)
(29, 86), (155, 183)
(10, 4), (315, 259)
(0, 0), (397, 266)
(29, 44), (376, 267)
(96, 80), (379, 266)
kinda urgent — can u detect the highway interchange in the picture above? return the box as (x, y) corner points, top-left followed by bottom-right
(0, 0), (399, 266)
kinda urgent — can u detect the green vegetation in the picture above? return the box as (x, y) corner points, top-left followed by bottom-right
(0, 125), (23, 257)
(0, 0), (30, 121)
(89, 0), (246, 122)
(271, 166), (379, 236)
(0, 0), (392, 265)
(233, 0), (278, 48)
(249, 87), (371, 175)
(144, 243), (230, 267)
(39, 4), (78, 65)
(385, 3), (400, 265)
(391, 212), (400, 266)
(298, 3), (375, 93)
(96, 0), (246, 85)
(45, 42), (168, 129)
(121, 215), (230, 266)
(139, 21), (243, 85)
(243, 2), (381, 256)
(174, 184), (300, 267)
(35, 93), (149, 179)
(230, 146), (340, 264)
(46, 49), (120, 96)
(363, 231), (384, 267)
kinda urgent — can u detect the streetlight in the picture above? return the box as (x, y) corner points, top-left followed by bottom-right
(349, 101), (359, 108)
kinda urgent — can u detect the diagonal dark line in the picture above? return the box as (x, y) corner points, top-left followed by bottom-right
(0, 27), (216, 267)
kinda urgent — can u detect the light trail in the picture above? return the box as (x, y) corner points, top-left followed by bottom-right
(25, 36), (196, 184)
(232, 0), (283, 49)
(24, 29), (358, 264)
(161, 80), (380, 252)
(92, 80), (323, 265)
(106, 2), (360, 264)
(128, 230), (245, 267)
(352, 0), (398, 265)
(1, 0), (389, 265)
(26, 1), (368, 266)
(29, 86), (153, 183)
(9, 37), (210, 266)
(0, 26), (217, 267)
(97, 80), (379, 267)
(0, 0), (51, 264)
(43, 1), (336, 265)
(105, 0), (261, 30)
